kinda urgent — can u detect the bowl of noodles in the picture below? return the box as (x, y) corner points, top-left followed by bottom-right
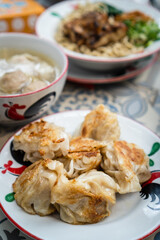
(36, 0), (160, 71)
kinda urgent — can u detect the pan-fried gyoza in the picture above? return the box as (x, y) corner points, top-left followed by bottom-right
(13, 119), (70, 163)
(57, 136), (106, 178)
(101, 140), (151, 193)
(13, 104), (151, 224)
(80, 104), (120, 142)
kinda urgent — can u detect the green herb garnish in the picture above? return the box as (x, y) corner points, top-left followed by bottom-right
(99, 3), (123, 16)
(124, 20), (160, 47)
(98, 2), (160, 47)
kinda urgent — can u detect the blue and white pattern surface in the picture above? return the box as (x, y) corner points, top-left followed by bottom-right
(46, 80), (160, 136)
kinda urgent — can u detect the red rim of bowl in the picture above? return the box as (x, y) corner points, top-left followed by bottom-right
(0, 111), (159, 240)
(35, 0), (160, 63)
(67, 53), (158, 84)
(0, 32), (68, 99)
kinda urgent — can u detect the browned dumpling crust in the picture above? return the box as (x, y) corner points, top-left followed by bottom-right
(13, 159), (65, 216)
(13, 119), (70, 162)
(53, 185), (109, 224)
(60, 151), (102, 178)
(69, 136), (105, 152)
(101, 140), (151, 194)
(12, 105), (151, 225)
(57, 136), (106, 178)
(114, 141), (151, 183)
(51, 169), (119, 224)
(13, 159), (119, 224)
(81, 104), (120, 142)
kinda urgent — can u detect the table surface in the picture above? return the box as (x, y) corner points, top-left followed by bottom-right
(0, 1), (160, 239)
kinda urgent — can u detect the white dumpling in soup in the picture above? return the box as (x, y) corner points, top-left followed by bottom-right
(22, 78), (47, 93)
(35, 61), (56, 82)
(0, 70), (29, 94)
(9, 53), (55, 82)
(8, 53), (39, 76)
(9, 53), (39, 64)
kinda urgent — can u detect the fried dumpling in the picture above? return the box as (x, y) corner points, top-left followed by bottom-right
(69, 136), (105, 152)
(76, 169), (120, 199)
(51, 169), (119, 224)
(101, 140), (151, 194)
(80, 104), (120, 142)
(13, 159), (66, 216)
(58, 137), (105, 178)
(13, 119), (70, 163)
(115, 141), (151, 183)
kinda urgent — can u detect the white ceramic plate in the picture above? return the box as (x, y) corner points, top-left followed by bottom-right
(67, 53), (157, 84)
(0, 110), (160, 240)
(36, 0), (160, 71)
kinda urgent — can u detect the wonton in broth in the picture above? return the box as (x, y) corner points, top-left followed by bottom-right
(0, 49), (59, 95)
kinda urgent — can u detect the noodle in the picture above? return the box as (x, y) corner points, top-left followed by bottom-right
(54, 2), (144, 58)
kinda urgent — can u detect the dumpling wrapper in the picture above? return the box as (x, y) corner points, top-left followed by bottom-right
(101, 140), (151, 194)
(0, 70), (29, 94)
(13, 119), (70, 163)
(57, 136), (106, 178)
(69, 136), (106, 152)
(13, 159), (66, 216)
(13, 158), (119, 224)
(51, 169), (119, 224)
(80, 104), (120, 142)
(61, 151), (102, 178)
(22, 78), (47, 93)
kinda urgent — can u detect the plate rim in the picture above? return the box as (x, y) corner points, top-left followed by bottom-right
(67, 54), (158, 84)
(0, 110), (160, 240)
(35, 0), (160, 63)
